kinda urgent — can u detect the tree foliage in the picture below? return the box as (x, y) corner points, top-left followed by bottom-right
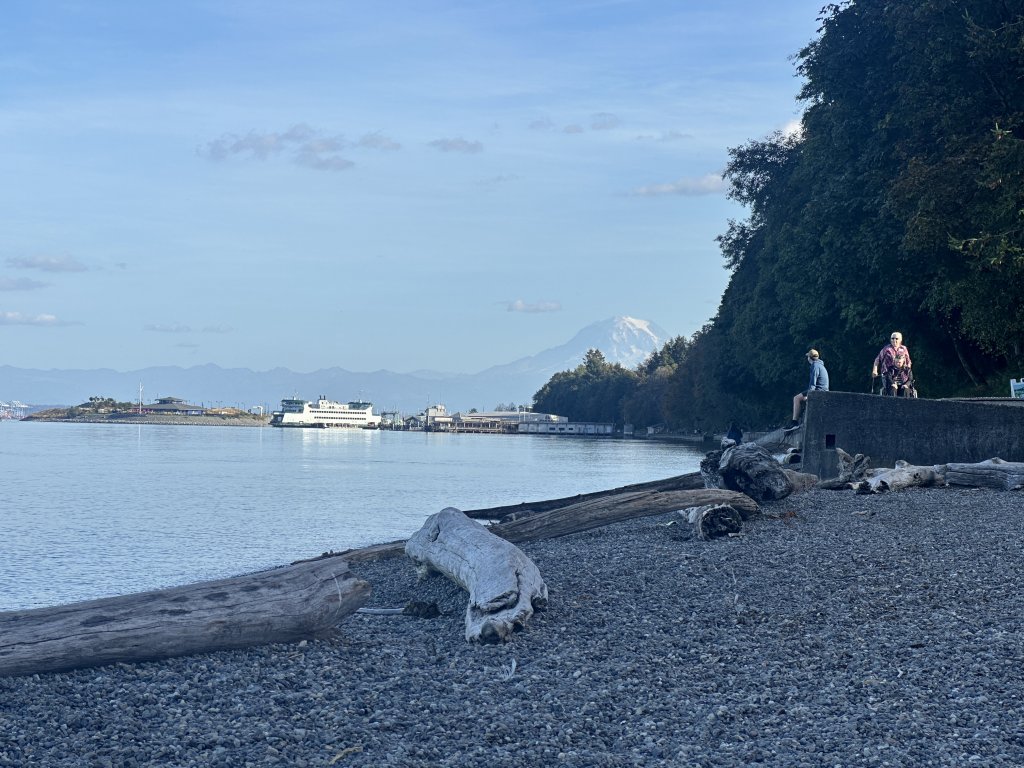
(532, 349), (637, 425)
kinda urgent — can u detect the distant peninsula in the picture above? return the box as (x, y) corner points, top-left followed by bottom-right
(23, 397), (270, 427)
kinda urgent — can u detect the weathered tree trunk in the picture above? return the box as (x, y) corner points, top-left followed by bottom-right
(783, 468), (820, 494)
(818, 447), (873, 490)
(0, 558), (370, 678)
(688, 504), (744, 540)
(405, 508), (548, 643)
(944, 458), (1024, 490)
(718, 443), (796, 501)
(491, 488), (758, 543)
(700, 450), (725, 489)
(461, 471), (705, 522)
(854, 460), (947, 494)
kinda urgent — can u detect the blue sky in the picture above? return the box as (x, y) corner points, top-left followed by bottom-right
(1, 0), (824, 374)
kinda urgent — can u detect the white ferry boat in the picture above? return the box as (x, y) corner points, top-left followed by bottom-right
(269, 396), (381, 429)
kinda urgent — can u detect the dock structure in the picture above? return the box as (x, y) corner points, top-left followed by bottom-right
(419, 407), (612, 436)
(440, 418), (519, 434)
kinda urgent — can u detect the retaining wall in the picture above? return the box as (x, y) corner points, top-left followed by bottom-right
(802, 391), (1024, 479)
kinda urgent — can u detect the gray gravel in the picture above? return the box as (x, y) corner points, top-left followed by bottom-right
(3, 486), (1024, 767)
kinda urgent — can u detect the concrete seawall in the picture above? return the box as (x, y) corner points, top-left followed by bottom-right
(802, 390), (1024, 479)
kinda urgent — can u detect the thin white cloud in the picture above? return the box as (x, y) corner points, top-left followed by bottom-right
(428, 137), (483, 154)
(145, 323), (192, 333)
(477, 174), (521, 187)
(782, 118), (804, 139)
(635, 130), (692, 143)
(0, 276), (48, 290)
(7, 254), (88, 272)
(0, 311), (73, 326)
(505, 299), (562, 313)
(529, 118), (555, 131)
(357, 132), (401, 151)
(293, 151), (354, 172)
(562, 124), (584, 135)
(629, 173), (728, 197)
(200, 123), (371, 172)
(145, 323), (233, 334)
(590, 112), (621, 130)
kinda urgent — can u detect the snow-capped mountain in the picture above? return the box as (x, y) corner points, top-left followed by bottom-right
(3, 316), (669, 412)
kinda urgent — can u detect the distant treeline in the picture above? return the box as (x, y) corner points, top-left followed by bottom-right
(534, 0), (1024, 432)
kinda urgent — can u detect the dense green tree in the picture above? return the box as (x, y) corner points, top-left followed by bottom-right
(532, 349), (637, 425)
(623, 336), (691, 429)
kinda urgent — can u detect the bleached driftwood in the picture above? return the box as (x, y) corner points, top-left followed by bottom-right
(854, 460), (947, 494)
(718, 443), (796, 501)
(491, 488), (759, 543)
(0, 558), (370, 678)
(461, 471), (706, 522)
(405, 508), (548, 643)
(944, 458), (1024, 490)
(335, 484), (757, 564)
(818, 447), (872, 490)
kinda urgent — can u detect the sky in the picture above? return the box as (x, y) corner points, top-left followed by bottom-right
(1, 0), (825, 375)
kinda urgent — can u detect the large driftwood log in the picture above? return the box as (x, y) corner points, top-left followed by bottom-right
(491, 488), (758, 543)
(854, 460), (947, 494)
(944, 458), (1024, 490)
(688, 504), (743, 540)
(718, 443), (796, 501)
(331, 480), (752, 564)
(406, 508), (548, 643)
(461, 471), (705, 522)
(0, 558), (370, 678)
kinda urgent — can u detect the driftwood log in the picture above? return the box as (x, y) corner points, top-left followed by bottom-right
(461, 471), (705, 522)
(0, 558), (370, 678)
(783, 468), (819, 494)
(818, 447), (873, 490)
(491, 488), (758, 543)
(718, 443), (799, 501)
(684, 504), (744, 540)
(944, 458), (1024, 490)
(854, 460), (947, 494)
(406, 508), (548, 642)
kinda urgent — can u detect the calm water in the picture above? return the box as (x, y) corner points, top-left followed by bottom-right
(0, 421), (705, 610)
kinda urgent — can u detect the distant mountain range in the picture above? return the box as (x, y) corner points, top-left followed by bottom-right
(2, 316), (668, 413)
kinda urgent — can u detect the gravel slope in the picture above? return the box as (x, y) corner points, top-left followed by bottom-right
(3, 486), (1024, 767)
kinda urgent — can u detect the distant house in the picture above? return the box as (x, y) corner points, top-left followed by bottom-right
(142, 396), (206, 416)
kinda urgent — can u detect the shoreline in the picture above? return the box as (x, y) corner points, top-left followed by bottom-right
(3, 485), (1023, 766)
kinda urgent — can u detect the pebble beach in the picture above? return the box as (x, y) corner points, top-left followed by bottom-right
(3, 485), (1024, 767)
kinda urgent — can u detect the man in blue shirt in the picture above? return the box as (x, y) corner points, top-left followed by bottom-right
(788, 348), (829, 430)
